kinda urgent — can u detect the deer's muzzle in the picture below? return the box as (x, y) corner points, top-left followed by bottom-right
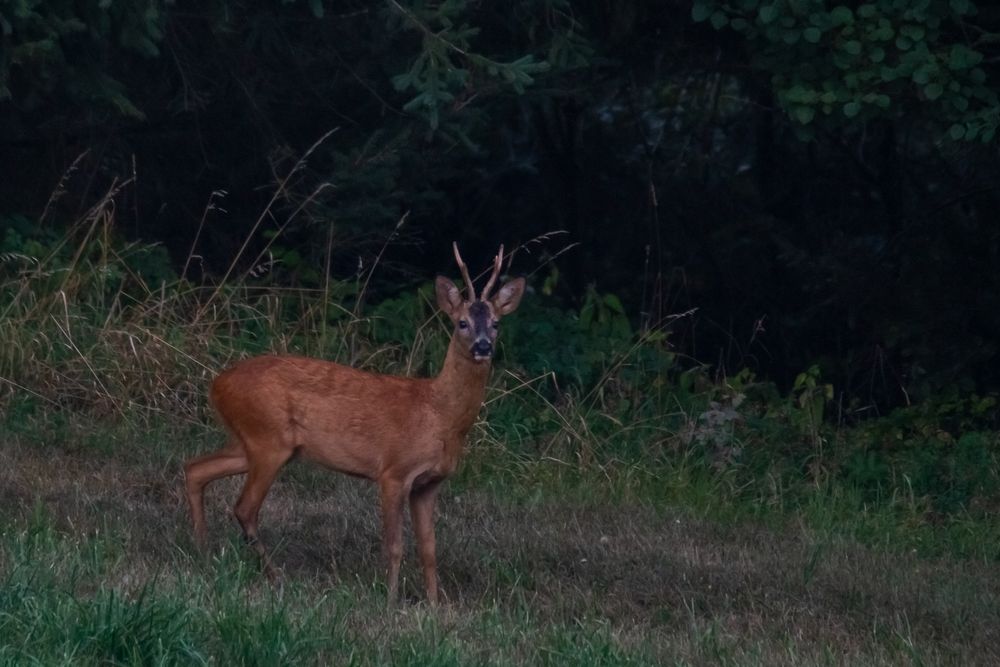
(471, 339), (493, 360)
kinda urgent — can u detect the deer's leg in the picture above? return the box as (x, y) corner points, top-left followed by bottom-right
(410, 481), (442, 605)
(378, 478), (407, 605)
(233, 448), (293, 582)
(183, 442), (248, 546)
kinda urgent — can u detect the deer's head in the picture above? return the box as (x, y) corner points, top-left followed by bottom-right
(436, 243), (525, 363)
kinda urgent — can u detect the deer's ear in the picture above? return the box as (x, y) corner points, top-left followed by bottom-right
(435, 276), (463, 319)
(492, 277), (526, 316)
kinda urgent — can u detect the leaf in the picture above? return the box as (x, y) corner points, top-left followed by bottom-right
(844, 40), (862, 55)
(691, 2), (712, 22)
(830, 6), (853, 25)
(948, 45), (976, 70)
(308, 0), (324, 18)
(602, 293), (625, 314)
(900, 24), (925, 41)
(785, 84), (808, 102)
(710, 11), (729, 29)
(924, 83), (943, 100)
(391, 73), (413, 91)
(803, 27), (821, 43)
(950, 0), (970, 14)
(792, 105), (815, 124)
(402, 93), (430, 113)
(794, 372), (808, 390)
(949, 123), (966, 140)
(843, 101), (861, 117)
(759, 4), (779, 24)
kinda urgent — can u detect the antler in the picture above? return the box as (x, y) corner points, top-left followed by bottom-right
(452, 242), (476, 301)
(480, 244), (504, 301)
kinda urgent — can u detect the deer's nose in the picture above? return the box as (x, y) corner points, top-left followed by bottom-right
(472, 339), (493, 357)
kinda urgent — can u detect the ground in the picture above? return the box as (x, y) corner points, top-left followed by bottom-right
(0, 426), (998, 665)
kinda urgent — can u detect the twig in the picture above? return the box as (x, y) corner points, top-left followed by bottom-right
(183, 190), (227, 281)
(199, 128), (339, 317)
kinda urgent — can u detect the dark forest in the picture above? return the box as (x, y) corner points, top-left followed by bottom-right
(2, 2), (1000, 663)
(5, 0), (999, 404)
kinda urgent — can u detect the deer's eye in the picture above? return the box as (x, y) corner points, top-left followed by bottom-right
(458, 320), (469, 329)
(492, 321), (499, 330)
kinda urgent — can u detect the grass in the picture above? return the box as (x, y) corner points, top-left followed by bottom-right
(2, 188), (1000, 664)
(1, 416), (999, 666)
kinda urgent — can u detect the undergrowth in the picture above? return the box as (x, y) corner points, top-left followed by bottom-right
(2, 184), (1000, 663)
(2, 186), (1000, 561)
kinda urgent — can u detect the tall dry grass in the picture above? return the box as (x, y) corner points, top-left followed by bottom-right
(0, 186), (445, 428)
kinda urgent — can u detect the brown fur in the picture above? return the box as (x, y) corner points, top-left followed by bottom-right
(183, 250), (525, 605)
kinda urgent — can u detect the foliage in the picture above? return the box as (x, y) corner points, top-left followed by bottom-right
(1, 4), (1000, 542)
(0, 0), (166, 117)
(3, 1), (1000, 408)
(6, 211), (1000, 534)
(693, 0), (1000, 140)
(1, 210), (1000, 667)
(845, 394), (1000, 510)
(3, 8), (1000, 662)
(790, 364), (833, 450)
(387, 0), (549, 131)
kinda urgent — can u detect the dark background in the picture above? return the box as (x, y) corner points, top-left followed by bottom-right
(3, 0), (999, 410)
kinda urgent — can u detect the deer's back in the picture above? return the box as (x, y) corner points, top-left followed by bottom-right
(210, 355), (442, 479)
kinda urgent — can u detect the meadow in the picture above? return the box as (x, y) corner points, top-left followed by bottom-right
(1, 205), (999, 665)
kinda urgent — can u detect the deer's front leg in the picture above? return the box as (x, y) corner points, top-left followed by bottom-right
(410, 481), (442, 605)
(378, 478), (406, 605)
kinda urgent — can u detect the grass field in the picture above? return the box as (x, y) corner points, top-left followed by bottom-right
(1, 415), (998, 666)
(2, 218), (999, 665)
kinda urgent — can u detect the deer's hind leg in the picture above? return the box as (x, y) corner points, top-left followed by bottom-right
(233, 445), (295, 582)
(184, 440), (249, 546)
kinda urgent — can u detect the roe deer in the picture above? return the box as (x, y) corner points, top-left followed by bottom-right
(183, 244), (525, 604)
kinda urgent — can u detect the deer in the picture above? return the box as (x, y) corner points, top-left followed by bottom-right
(183, 243), (525, 605)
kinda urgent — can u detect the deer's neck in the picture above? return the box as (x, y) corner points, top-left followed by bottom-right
(431, 337), (491, 439)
